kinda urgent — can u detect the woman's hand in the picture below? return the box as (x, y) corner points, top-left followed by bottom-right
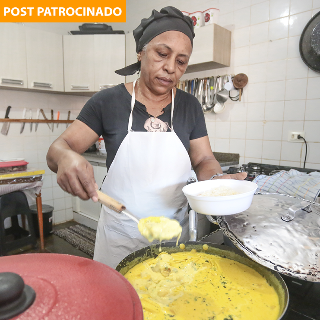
(46, 120), (100, 201)
(56, 150), (98, 201)
(212, 172), (247, 180)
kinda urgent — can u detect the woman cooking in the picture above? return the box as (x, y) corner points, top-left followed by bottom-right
(46, 6), (246, 269)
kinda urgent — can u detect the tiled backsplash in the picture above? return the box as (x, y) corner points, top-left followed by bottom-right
(0, 89), (89, 224)
(113, 0), (320, 169)
(1, 0), (320, 224)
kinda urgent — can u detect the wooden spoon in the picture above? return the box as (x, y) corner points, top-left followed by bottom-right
(233, 73), (248, 101)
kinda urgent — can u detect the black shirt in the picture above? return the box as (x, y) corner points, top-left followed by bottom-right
(77, 83), (207, 169)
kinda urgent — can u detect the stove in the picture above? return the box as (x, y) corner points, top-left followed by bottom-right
(225, 162), (320, 319)
(227, 162), (320, 182)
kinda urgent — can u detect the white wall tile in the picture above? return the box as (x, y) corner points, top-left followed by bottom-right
(219, 12), (235, 27)
(230, 122), (247, 139)
(247, 102), (265, 120)
(264, 121), (283, 140)
(245, 140), (263, 158)
(289, 11), (312, 37)
(284, 100), (306, 120)
(262, 141), (282, 159)
(229, 139), (246, 157)
(234, 0), (251, 10)
(250, 22), (269, 45)
(53, 209), (66, 224)
(214, 138), (230, 152)
(265, 101), (285, 120)
(313, 0), (320, 9)
(215, 122), (231, 138)
(261, 159), (281, 165)
(304, 121), (320, 142)
(267, 60), (287, 81)
(282, 121), (305, 140)
(234, 7), (251, 28)
(305, 143), (320, 164)
(286, 58), (309, 79)
(230, 102), (248, 121)
(250, 42), (269, 64)
(266, 81), (286, 101)
(65, 208), (74, 221)
(234, 46), (250, 66)
(270, 0), (290, 19)
(53, 198), (66, 211)
(268, 38), (288, 61)
(269, 18), (289, 41)
(251, 1), (270, 25)
(246, 121), (264, 139)
(308, 68), (320, 78)
(233, 27), (250, 48)
(305, 99), (320, 120)
(307, 77), (320, 99)
(290, 0), (313, 15)
(248, 62), (267, 83)
(247, 83), (266, 102)
(280, 141), (304, 161)
(206, 120), (216, 139)
(287, 36), (300, 58)
(285, 78), (308, 100)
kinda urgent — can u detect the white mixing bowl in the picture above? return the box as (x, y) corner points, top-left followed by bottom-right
(182, 179), (258, 215)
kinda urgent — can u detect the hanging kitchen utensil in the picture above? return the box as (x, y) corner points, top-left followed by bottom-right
(202, 78), (215, 113)
(217, 193), (320, 282)
(29, 109), (33, 132)
(56, 111), (60, 128)
(96, 190), (140, 223)
(35, 109), (40, 132)
(51, 109), (54, 132)
(216, 75), (229, 104)
(0, 254), (143, 320)
(1, 106), (11, 136)
(20, 108), (27, 134)
(299, 11), (320, 73)
(40, 109), (51, 130)
(233, 73), (248, 101)
(213, 76), (226, 113)
(66, 110), (71, 127)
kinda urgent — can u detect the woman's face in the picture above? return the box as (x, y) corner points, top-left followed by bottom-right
(139, 30), (192, 95)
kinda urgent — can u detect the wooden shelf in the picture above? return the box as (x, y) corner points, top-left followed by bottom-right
(0, 119), (73, 123)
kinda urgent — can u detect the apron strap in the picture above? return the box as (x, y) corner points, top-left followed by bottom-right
(128, 80), (175, 132)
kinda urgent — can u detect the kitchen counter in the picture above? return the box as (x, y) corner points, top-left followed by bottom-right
(82, 151), (240, 169)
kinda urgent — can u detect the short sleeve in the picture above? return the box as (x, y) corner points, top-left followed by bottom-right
(77, 93), (104, 137)
(189, 102), (208, 140)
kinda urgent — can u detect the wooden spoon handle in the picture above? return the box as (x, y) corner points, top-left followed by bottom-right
(239, 88), (242, 101)
(96, 190), (126, 213)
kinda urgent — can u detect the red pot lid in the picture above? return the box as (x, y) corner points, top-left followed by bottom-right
(0, 253), (143, 320)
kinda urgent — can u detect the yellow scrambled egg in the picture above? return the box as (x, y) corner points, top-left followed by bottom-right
(125, 251), (280, 320)
(138, 216), (182, 243)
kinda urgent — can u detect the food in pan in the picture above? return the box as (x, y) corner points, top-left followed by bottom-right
(199, 186), (239, 197)
(125, 250), (280, 320)
(138, 216), (182, 243)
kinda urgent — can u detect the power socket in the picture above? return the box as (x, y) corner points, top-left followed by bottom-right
(288, 131), (305, 142)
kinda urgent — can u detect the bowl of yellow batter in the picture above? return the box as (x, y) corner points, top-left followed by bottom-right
(116, 242), (288, 320)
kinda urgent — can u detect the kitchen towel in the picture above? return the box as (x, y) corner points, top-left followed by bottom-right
(254, 169), (320, 202)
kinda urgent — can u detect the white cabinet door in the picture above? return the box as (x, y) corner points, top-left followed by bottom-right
(94, 35), (125, 91)
(125, 32), (139, 84)
(63, 35), (95, 92)
(26, 28), (64, 91)
(0, 23), (27, 88)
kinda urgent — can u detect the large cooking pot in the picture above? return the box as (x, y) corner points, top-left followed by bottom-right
(0, 253), (143, 320)
(116, 241), (289, 320)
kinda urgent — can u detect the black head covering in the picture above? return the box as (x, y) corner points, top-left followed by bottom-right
(115, 6), (195, 76)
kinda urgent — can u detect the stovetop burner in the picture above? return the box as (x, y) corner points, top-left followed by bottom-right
(227, 162), (320, 182)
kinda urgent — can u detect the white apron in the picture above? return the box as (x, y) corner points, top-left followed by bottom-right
(93, 80), (192, 268)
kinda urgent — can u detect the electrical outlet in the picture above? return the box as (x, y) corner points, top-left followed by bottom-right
(288, 131), (305, 142)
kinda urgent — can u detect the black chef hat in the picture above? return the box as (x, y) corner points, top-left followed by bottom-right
(115, 6), (195, 76)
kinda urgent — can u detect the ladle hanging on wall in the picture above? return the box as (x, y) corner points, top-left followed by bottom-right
(233, 73), (248, 101)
